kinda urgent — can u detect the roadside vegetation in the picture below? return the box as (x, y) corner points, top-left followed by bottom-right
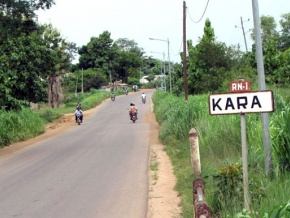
(0, 89), (110, 148)
(152, 88), (290, 217)
(1, 1), (290, 217)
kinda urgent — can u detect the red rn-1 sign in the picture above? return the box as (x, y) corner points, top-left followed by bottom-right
(230, 80), (251, 93)
(209, 90), (274, 115)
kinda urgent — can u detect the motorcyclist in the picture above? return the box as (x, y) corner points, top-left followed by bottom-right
(111, 92), (115, 101)
(129, 103), (138, 120)
(75, 106), (83, 123)
(76, 101), (82, 109)
(141, 93), (146, 103)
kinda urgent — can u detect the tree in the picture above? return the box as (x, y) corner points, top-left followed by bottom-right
(115, 38), (144, 56)
(0, 0), (54, 43)
(42, 24), (76, 108)
(73, 69), (107, 92)
(0, 33), (49, 109)
(251, 15), (279, 43)
(78, 35), (145, 84)
(78, 31), (114, 73)
(187, 19), (232, 94)
(113, 38), (144, 83)
(261, 16), (279, 42)
(0, 0), (55, 110)
(278, 13), (290, 52)
(142, 56), (160, 75)
(249, 13), (290, 86)
(146, 74), (156, 83)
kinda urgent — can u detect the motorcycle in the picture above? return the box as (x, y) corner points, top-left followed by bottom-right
(125, 90), (128, 95)
(131, 112), (138, 123)
(142, 98), (146, 104)
(76, 114), (82, 125)
(111, 95), (115, 101)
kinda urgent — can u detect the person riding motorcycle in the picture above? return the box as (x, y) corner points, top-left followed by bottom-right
(76, 101), (82, 110)
(141, 93), (146, 102)
(129, 103), (138, 120)
(75, 106), (83, 123)
(111, 92), (115, 101)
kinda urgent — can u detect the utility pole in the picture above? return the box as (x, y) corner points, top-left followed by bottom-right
(75, 76), (78, 97)
(183, 1), (188, 101)
(235, 17), (250, 52)
(150, 51), (166, 91)
(149, 37), (172, 93)
(167, 39), (172, 94)
(240, 17), (249, 52)
(252, 0), (273, 178)
(81, 68), (84, 93)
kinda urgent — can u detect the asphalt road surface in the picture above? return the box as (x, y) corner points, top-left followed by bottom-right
(0, 90), (155, 218)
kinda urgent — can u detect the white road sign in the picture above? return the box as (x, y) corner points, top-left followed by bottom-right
(209, 91), (274, 115)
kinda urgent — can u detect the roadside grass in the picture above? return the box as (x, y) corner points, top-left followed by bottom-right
(0, 89), (111, 148)
(0, 108), (45, 147)
(152, 89), (290, 217)
(150, 151), (159, 185)
(34, 90), (110, 124)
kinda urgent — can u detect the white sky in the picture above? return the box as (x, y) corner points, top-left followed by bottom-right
(36, 0), (289, 63)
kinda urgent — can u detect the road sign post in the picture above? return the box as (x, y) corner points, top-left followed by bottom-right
(209, 80), (274, 210)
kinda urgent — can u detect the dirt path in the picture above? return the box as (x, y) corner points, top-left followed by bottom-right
(145, 111), (182, 218)
(0, 103), (182, 218)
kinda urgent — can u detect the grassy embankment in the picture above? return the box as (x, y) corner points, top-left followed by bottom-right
(0, 89), (111, 148)
(152, 88), (290, 217)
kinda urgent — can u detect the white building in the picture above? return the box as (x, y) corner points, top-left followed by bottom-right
(140, 76), (149, 84)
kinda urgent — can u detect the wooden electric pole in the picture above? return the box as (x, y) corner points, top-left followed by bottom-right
(240, 17), (249, 52)
(183, 1), (188, 101)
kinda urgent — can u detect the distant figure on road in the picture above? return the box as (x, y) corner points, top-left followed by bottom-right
(76, 101), (82, 110)
(75, 106), (83, 123)
(141, 93), (146, 103)
(128, 103), (138, 120)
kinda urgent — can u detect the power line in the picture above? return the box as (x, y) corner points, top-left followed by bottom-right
(187, 0), (210, 24)
(172, 38), (183, 57)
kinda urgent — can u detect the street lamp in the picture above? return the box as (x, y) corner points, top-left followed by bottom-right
(150, 51), (166, 91)
(149, 37), (172, 93)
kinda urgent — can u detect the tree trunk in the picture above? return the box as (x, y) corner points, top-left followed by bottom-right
(48, 77), (55, 108)
(48, 76), (63, 108)
(55, 75), (63, 107)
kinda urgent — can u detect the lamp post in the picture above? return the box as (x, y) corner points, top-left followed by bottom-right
(151, 51), (166, 91)
(149, 37), (172, 93)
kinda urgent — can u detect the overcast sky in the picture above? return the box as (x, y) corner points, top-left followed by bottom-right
(36, 0), (289, 63)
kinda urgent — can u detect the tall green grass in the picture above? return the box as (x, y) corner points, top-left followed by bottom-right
(34, 90), (110, 124)
(152, 89), (290, 217)
(0, 108), (44, 147)
(0, 90), (111, 147)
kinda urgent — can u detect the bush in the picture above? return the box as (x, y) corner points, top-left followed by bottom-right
(0, 108), (44, 147)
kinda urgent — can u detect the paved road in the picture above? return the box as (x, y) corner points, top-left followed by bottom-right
(0, 90), (155, 218)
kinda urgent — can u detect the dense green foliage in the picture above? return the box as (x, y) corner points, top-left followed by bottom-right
(0, 0), (77, 110)
(152, 89), (290, 217)
(76, 33), (145, 84)
(0, 108), (45, 146)
(169, 13), (290, 96)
